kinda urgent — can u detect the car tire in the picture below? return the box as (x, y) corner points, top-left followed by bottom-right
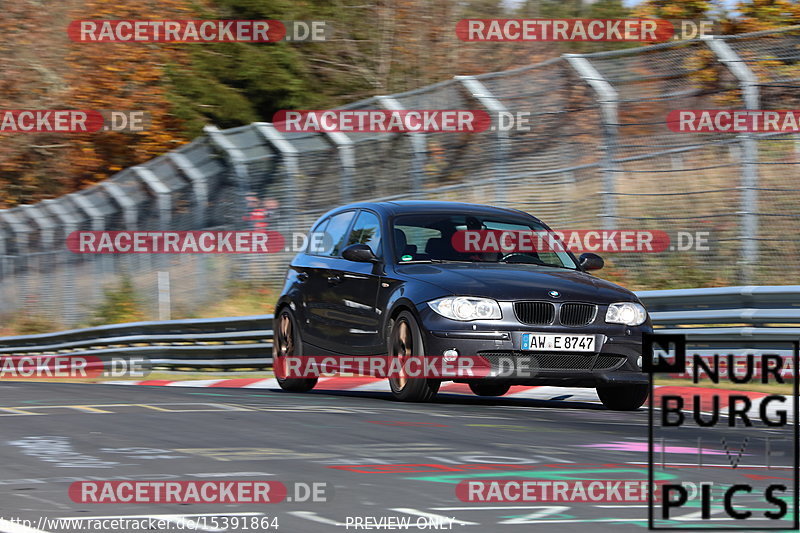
(597, 384), (649, 411)
(387, 310), (440, 402)
(468, 382), (511, 397)
(273, 307), (317, 393)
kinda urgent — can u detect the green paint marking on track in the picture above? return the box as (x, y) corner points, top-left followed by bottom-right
(407, 467), (679, 484)
(502, 511), (576, 522)
(187, 392), (240, 397)
(185, 391), (342, 400)
(279, 394), (342, 400)
(620, 521), (650, 528)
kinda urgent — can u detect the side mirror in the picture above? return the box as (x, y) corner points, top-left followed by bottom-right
(342, 243), (379, 263)
(579, 252), (604, 271)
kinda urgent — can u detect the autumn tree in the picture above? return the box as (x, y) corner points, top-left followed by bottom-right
(0, 0), (193, 207)
(633, 0), (724, 19)
(733, 0), (800, 32)
(3, 0), (799, 210)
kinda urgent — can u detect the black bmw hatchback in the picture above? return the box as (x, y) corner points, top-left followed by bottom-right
(274, 201), (651, 410)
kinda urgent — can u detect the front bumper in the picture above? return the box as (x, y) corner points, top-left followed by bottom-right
(417, 304), (649, 387)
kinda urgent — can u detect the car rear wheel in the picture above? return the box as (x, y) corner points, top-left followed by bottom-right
(597, 384), (648, 411)
(387, 311), (440, 402)
(274, 308), (317, 393)
(468, 382), (511, 397)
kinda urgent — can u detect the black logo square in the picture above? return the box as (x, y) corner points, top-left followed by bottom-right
(643, 333), (686, 373)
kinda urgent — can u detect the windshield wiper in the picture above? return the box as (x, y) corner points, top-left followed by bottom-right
(400, 259), (479, 264)
(497, 260), (574, 270)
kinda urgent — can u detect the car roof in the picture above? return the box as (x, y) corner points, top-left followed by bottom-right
(316, 200), (538, 221)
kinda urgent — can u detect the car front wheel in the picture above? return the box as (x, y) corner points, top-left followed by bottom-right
(387, 310), (440, 402)
(273, 308), (317, 393)
(596, 384), (648, 411)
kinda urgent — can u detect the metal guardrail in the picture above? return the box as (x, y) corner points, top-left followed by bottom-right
(0, 315), (274, 370)
(0, 286), (798, 371)
(638, 286), (800, 342)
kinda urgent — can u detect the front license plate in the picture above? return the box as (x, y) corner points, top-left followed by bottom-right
(521, 333), (595, 352)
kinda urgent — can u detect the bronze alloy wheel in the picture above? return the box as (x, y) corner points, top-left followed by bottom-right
(273, 308), (317, 393)
(386, 310), (440, 402)
(275, 312), (294, 374)
(388, 318), (412, 391)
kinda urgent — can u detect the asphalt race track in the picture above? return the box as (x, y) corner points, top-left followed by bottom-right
(0, 382), (795, 532)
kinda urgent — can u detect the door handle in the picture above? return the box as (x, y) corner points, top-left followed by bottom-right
(296, 272), (309, 282)
(327, 274), (342, 285)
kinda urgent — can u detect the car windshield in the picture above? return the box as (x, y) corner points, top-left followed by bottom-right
(392, 213), (578, 269)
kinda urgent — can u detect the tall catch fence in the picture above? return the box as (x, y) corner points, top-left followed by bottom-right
(1, 28), (799, 327)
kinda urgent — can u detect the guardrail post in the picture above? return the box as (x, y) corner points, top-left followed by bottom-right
(324, 131), (355, 204)
(21, 205), (58, 324)
(133, 166), (173, 274)
(0, 225), (6, 282)
(253, 123), (301, 284)
(101, 181), (138, 290)
(167, 152), (209, 228)
(254, 123), (299, 223)
(795, 135), (800, 162)
(158, 270), (171, 320)
(101, 182), (138, 229)
(204, 125), (252, 230)
(20, 205), (55, 249)
(456, 76), (509, 205)
(707, 37), (761, 284)
(68, 193), (108, 303)
(165, 152), (210, 307)
(376, 96), (427, 195)
(0, 224), (8, 315)
(43, 199), (79, 326)
(0, 211), (31, 316)
(68, 193), (106, 232)
(205, 125), (254, 281)
(565, 55), (619, 230)
(133, 166), (172, 228)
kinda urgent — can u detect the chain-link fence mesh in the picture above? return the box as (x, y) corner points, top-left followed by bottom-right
(1, 28), (799, 327)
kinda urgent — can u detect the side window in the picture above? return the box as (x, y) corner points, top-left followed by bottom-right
(311, 218), (329, 233)
(347, 211), (382, 256)
(395, 225), (440, 259)
(321, 211), (356, 257)
(306, 218), (330, 254)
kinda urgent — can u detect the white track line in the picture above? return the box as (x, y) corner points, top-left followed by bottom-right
(58, 513), (263, 520)
(243, 378), (278, 388)
(168, 379), (226, 387)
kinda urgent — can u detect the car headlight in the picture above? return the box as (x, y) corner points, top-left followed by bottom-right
(428, 297), (502, 321)
(605, 302), (647, 326)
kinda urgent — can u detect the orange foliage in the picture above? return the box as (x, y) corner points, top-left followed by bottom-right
(0, 0), (194, 208)
(64, 0), (193, 191)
